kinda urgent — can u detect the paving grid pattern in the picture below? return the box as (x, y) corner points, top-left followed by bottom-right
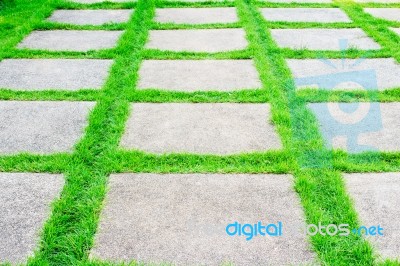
(91, 174), (315, 265)
(0, 0), (400, 265)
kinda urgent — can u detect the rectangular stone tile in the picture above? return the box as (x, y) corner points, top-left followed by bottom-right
(0, 59), (113, 91)
(47, 9), (133, 25)
(137, 60), (261, 92)
(261, 8), (351, 23)
(18, 30), (123, 52)
(155, 8), (238, 24)
(0, 101), (95, 154)
(0, 173), (64, 265)
(344, 172), (400, 260)
(69, 0), (133, 3)
(146, 29), (248, 53)
(120, 103), (282, 154)
(308, 102), (400, 153)
(271, 29), (380, 50)
(91, 173), (315, 265)
(364, 8), (400, 22)
(287, 58), (400, 91)
(391, 27), (400, 35)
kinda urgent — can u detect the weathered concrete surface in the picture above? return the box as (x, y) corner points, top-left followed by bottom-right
(261, 8), (351, 23)
(287, 58), (400, 91)
(146, 29), (248, 52)
(0, 101), (95, 154)
(91, 173), (315, 265)
(364, 8), (400, 22)
(137, 60), (261, 91)
(18, 30), (123, 52)
(344, 172), (400, 261)
(120, 103), (282, 154)
(271, 28), (381, 50)
(47, 9), (133, 25)
(0, 59), (113, 91)
(308, 103), (400, 152)
(155, 8), (238, 24)
(0, 173), (64, 264)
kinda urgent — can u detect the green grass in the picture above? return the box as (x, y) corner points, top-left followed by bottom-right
(0, 0), (399, 265)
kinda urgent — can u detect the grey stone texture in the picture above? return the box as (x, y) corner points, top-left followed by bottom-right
(155, 8), (238, 24)
(364, 8), (400, 22)
(146, 29), (248, 52)
(47, 9), (133, 25)
(344, 172), (400, 260)
(261, 8), (351, 23)
(271, 29), (381, 50)
(0, 101), (95, 154)
(0, 173), (64, 265)
(91, 173), (315, 265)
(0, 59), (113, 91)
(69, 0), (133, 3)
(287, 58), (400, 91)
(308, 103), (400, 152)
(391, 27), (400, 35)
(120, 103), (282, 154)
(18, 30), (123, 52)
(137, 60), (261, 92)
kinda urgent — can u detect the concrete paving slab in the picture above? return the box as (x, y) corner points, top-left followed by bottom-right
(155, 8), (238, 24)
(308, 103), (400, 153)
(0, 173), (64, 265)
(91, 173), (315, 265)
(265, 0), (332, 2)
(344, 172), (400, 260)
(287, 58), (400, 91)
(391, 27), (400, 35)
(261, 8), (351, 23)
(271, 29), (380, 50)
(137, 60), (261, 92)
(0, 59), (113, 91)
(47, 9), (133, 25)
(18, 30), (123, 52)
(69, 0), (133, 3)
(364, 8), (400, 22)
(120, 103), (282, 154)
(146, 29), (248, 53)
(0, 101), (95, 154)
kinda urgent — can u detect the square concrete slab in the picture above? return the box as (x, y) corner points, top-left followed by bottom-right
(91, 173), (315, 265)
(391, 27), (400, 35)
(146, 29), (248, 53)
(47, 10), (133, 26)
(18, 30), (123, 52)
(137, 60), (261, 92)
(0, 59), (113, 91)
(364, 8), (400, 22)
(344, 173), (400, 260)
(69, 0), (133, 3)
(271, 29), (381, 50)
(155, 8), (238, 25)
(308, 103), (400, 153)
(261, 8), (351, 23)
(120, 103), (282, 154)
(287, 58), (400, 91)
(0, 173), (64, 265)
(0, 101), (95, 154)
